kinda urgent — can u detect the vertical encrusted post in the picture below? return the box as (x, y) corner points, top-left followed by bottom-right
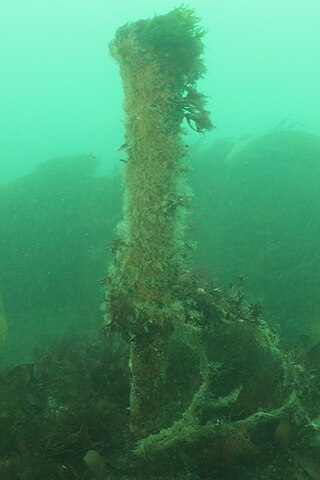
(108, 7), (212, 436)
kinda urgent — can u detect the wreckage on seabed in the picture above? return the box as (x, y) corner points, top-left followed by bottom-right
(1, 7), (320, 480)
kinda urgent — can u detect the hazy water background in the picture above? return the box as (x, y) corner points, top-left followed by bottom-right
(1, 0), (319, 183)
(1, 1), (320, 364)
(1, 5), (320, 476)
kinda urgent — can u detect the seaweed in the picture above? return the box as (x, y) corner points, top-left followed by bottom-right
(0, 7), (319, 480)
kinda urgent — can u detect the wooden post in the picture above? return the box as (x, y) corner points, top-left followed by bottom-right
(107, 7), (212, 436)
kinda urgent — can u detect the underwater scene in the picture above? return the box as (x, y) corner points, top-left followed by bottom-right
(1, 1), (320, 479)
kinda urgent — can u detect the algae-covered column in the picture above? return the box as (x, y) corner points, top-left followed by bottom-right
(108, 7), (212, 436)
